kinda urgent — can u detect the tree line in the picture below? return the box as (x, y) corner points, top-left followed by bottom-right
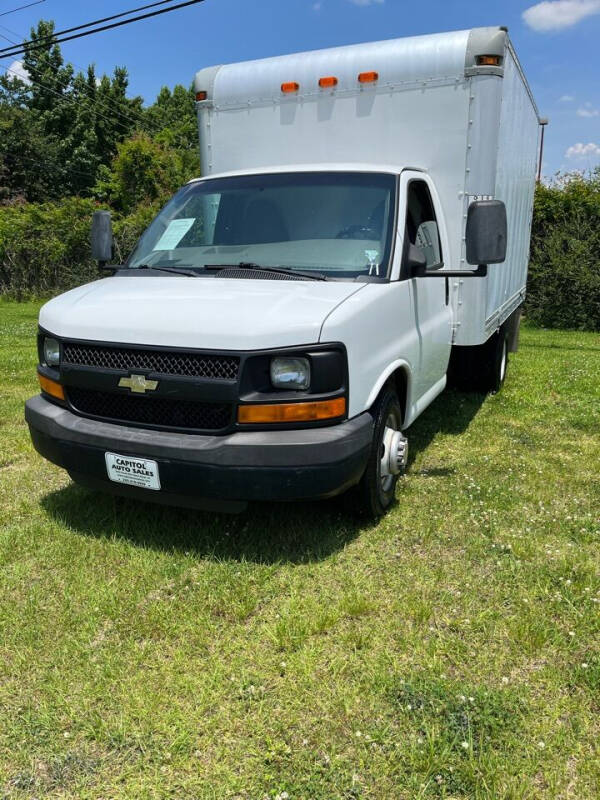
(0, 19), (199, 209)
(0, 21), (598, 331)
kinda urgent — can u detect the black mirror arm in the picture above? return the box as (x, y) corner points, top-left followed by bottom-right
(412, 264), (488, 278)
(98, 264), (125, 275)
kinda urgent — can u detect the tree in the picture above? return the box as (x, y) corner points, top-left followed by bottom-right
(0, 18), (201, 205)
(0, 104), (59, 202)
(0, 20), (144, 201)
(95, 133), (191, 214)
(143, 84), (200, 179)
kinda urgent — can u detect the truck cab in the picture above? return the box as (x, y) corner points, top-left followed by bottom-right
(25, 27), (541, 516)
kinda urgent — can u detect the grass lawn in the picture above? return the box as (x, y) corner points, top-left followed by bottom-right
(1, 298), (599, 799)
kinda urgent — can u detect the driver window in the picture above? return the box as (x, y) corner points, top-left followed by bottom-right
(405, 180), (443, 270)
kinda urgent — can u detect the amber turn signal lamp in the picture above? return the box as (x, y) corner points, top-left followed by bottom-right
(38, 372), (65, 401)
(281, 81), (300, 93)
(476, 55), (502, 67)
(358, 71), (379, 83)
(238, 397), (346, 424)
(318, 76), (338, 88)
(195, 90), (207, 101)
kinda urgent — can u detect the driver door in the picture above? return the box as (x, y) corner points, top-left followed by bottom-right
(399, 171), (453, 402)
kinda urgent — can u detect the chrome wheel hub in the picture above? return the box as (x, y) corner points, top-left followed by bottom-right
(380, 417), (408, 491)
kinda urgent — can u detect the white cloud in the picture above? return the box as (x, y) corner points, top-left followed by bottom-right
(348, 0), (384, 6)
(577, 106), (599, 117)
(559, 94), (574, 102)
(565, 141), (600, 158)
(7, 59), (31, 86)
(523, 0), (600, 31)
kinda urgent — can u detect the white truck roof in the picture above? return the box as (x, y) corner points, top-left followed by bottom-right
(195, 27), (538, 113)
(187, 162), (420, 183)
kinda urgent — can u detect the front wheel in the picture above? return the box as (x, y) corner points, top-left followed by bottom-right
(354, 386), (407, 518)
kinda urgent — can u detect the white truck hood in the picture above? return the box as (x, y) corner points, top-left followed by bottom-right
(39, 276), (365, 350)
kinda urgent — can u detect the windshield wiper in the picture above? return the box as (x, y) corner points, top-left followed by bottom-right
(204, 262), (328, 281)
(133, 264), (200, 277)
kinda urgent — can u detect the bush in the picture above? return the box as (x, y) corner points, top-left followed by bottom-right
(0, 197), (158, 298)
(526, 170), (600, 331)
(0, 129), (198, 299)
(0, 197), (97, 298)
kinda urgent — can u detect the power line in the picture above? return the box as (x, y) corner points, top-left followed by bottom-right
(3, 0), (179, 44)
(0, 1), (45, 20)
(0, 0), (206, 59)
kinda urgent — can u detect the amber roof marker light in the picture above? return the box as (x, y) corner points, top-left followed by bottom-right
(318, 76), (338, 88)
(281, 81), (300, 93)
(358, 70), (379, 84)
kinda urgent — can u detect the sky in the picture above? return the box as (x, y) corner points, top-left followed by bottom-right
(1, 0), (600, 178)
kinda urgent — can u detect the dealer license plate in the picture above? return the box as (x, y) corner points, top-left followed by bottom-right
(105, 452), (161, 491)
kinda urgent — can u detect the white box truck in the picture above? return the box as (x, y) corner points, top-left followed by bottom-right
(26, 26), (542, 516)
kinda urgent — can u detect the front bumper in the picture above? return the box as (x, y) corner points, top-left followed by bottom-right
(25, 395), (373, 511)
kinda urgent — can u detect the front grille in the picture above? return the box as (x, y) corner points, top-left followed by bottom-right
(62, 343), (239, 381)
(67, 387), (231, 432)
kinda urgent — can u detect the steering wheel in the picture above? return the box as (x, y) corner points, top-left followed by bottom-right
(336, 225), (379, 240)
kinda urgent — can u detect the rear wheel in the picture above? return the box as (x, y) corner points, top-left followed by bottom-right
(492, 329), (508, 393)
(355, 386), (407, 518)
(448, 325), (509, 394)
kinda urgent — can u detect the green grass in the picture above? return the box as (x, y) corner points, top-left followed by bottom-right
(1, 297), (599, 799)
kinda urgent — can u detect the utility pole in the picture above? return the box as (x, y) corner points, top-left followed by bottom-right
(537, 118), (549, 184)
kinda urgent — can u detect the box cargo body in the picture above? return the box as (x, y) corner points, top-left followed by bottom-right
(195, 27), (541, 345)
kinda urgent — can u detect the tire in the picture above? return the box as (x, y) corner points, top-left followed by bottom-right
(354, 385), (405, 519)
(448, 326), (509, 394)
(489, 327), (508, 394)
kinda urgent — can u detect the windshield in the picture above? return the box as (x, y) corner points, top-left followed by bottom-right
(127, 171), (397, 279)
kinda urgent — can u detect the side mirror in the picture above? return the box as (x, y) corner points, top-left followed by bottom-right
(407, 243), (427, 276)
(91, 210), (113, 266)
(465, 200), (507, 266)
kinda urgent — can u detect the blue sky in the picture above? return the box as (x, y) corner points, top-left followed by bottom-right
(2, 0), (600, 177)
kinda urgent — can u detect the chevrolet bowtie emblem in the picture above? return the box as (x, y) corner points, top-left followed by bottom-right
(118, 374), (159, 394)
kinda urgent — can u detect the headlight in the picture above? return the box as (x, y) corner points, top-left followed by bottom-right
(43, 337), (60, 366)
(270, 356), (310, 391)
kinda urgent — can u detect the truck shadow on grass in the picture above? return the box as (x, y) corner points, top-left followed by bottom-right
(41, 388), (484, 564)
